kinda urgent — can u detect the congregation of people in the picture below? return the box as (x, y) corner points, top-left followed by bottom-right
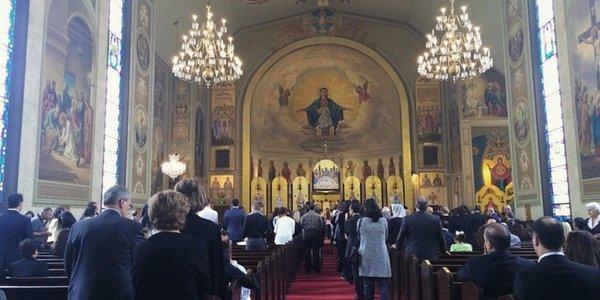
(1, 183), (600, 299)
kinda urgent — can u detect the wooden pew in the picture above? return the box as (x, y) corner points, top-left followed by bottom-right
(0, 286), (68, 300)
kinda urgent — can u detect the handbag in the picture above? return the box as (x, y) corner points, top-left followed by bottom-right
(349, 218), (363, 265)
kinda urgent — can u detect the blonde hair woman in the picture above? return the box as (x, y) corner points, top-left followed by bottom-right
(132, 190), (211, 300)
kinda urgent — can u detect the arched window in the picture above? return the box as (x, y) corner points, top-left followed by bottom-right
(102, 0), (130, 194)
(531, 1), (571, 218)
(0, 0), (27, 202)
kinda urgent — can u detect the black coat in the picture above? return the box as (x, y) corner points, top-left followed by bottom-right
(514, 254), (600, 300)
(64, 209), (144, 300)
(387, 217), (403, 245)
(0, 210), (33, 271)
(583, 218), (600, 235)
(223, 208), (246, 242)
(457, 251), (534, 297)
(8, 258), (49, 277)
(133, 232), (211, 300)
(181, 213), (226, 299)
(395, 211), (446, 260)
(344, 214), (361, 258)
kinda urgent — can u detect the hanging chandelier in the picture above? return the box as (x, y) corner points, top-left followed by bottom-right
(172, 4), (243, 86)
(417, 0), (492, 81)
(161, 154), (187, 179)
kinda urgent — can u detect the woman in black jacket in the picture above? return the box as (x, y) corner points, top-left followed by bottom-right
(175, 178), (226, 299)
(133, 190), (211, 300)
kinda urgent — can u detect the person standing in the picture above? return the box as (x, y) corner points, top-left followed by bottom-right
(198, 199), (219, 224)
(176, 178), (226, 299)
(513, 217), (600, 300)
(393, 197), (446, 260)
(133, 190), (211, 300)
(583, 202), (600, 235)
(274, 209), (296, 245)
(345, 201), (363, 299)
(243, 201), (270, 251)
(64, 185), (144, 300)
(300, 202), (325, 273)
(0, 194), (33, 274)
(359, 199), (391, 300)
(223, 199), (246, 243)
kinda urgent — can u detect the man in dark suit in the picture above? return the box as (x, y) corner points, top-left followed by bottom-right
(468, 205), (486, 243)
(223, 198), (246, 242)
(8, 239), (49, 277)
(0, 194), (33, 275)
(457, 223), (533, 297)
(514, 217), (600, 300)
(65, 185), (144, 300)
(344, 201), (363, 298)
(243, 201), (270, 250)
(393, 197), (446, 260)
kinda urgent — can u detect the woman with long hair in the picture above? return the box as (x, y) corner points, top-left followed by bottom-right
(358, 198), (391, 300)
(565, 230), (600, 269)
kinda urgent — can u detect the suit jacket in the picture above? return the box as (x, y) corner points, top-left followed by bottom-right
(395, 211), (445, 260)
(223, 207), (246, 242)
(514, 254), (600, 300)
(64, 209), (144, 300)
(344, 213), (362, 258)
(181, 212), (226, 299)
(387, 217), (403, 245)
(243, 213), (270, 239)
(8, 258), (49, 277)
(0, 210), (33, 270)
(457, 251), (534, 297)
(133, 232), (211, 300)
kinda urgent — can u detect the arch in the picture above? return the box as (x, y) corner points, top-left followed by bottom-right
(241, 37), (413, 208)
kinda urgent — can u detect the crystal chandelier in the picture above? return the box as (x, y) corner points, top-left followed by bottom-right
(417, 0), (493, 81)
(172, 4), (243, 86)
(161, 154), (187, 179)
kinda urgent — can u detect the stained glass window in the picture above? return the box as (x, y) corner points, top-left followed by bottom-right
(534, 0), (571, 218)
(102, 0), (126, 194)
(0, 0), (17, 200)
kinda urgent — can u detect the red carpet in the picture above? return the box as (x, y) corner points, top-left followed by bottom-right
(286, 245), (358, 299)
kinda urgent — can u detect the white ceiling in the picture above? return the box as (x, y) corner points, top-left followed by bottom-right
(155, 0), (506, 72)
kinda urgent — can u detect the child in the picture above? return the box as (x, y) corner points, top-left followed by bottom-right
(450, 231), (473, 252)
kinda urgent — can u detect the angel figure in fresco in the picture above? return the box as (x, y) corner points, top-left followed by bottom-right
(355, 81), (372, 103)
(433, 174), (443, 187)
(276, 194), (284, 208)
(296, 163), (307, 177)
(362, 160), (372, 179)
(281, 162), (292, 181)
(278, 85), (291, 107)
(376, 158), (384, 179)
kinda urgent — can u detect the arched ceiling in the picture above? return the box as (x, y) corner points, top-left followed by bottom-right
(155, 0), (506, 73)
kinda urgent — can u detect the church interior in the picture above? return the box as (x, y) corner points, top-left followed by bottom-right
(1, 0), (600, 298)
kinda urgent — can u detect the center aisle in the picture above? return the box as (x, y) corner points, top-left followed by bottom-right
(286, 245), (356, 299)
